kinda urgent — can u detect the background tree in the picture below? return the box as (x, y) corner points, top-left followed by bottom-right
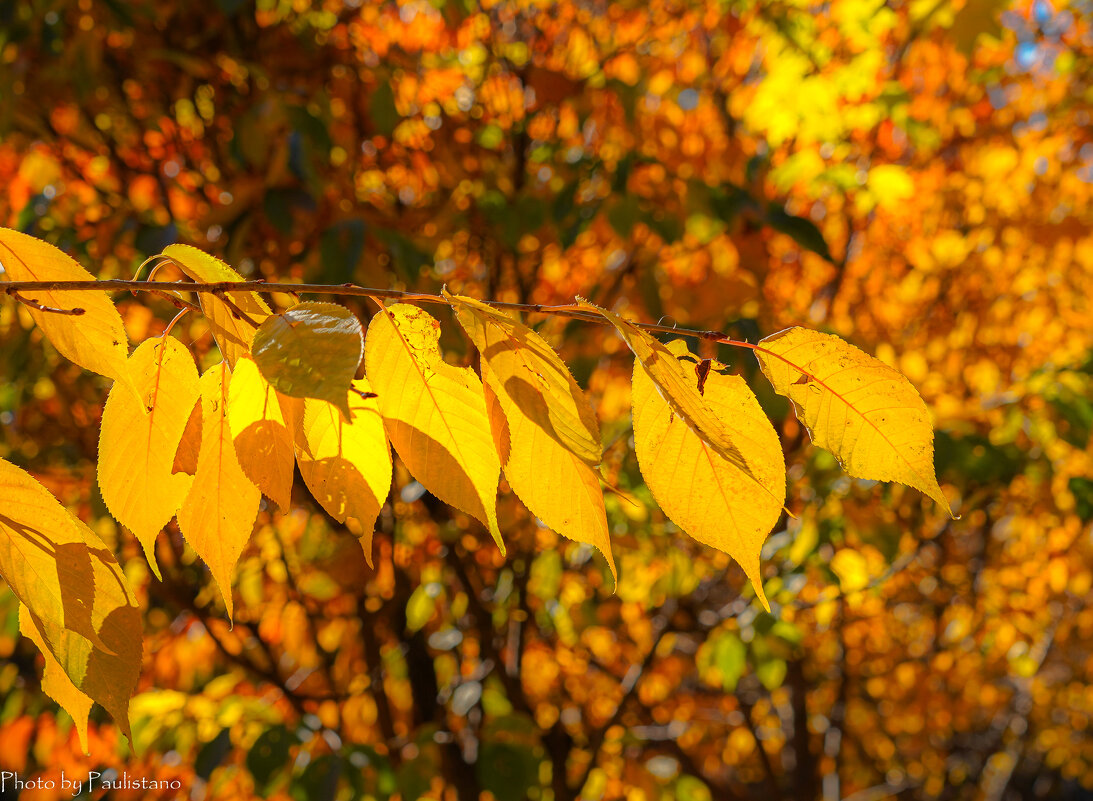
(1, 0), (1092, 800)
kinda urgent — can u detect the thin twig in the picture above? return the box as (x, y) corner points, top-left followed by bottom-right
(5, 286), (85, 315)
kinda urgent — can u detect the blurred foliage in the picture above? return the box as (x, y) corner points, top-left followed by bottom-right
(1, 0), (1092, 799)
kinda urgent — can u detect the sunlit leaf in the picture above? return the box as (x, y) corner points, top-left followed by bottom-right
(755, 327), (953, 515)
(577, 299), (768, 492)
(252, 301), (363, 416)
(177, 362), (262, 618)
(482, 367), (615, 584)
(632, 339), (784, 610)
(228, 355), (300, 511)
(98, 336), (199, 578)
(445, 290), (602, 464)
(295, 378), (392, 566)
(0, 227), (130, 385)
(160, 244), (270, 367)
(364, 303), (503, 552)
(19, 605), (93, 754)
(0, 458), (141, 740)
(831, 548), (869, 592)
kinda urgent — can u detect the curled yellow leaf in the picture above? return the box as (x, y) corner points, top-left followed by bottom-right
(445, 290), (602, 464)
(754, 327), (953, 515)
(0, 458), (142, 741)
(364, 303), (503, 552)
(481, 364), (615, 585)
(98, 337), (199, 578)
(577, 299), (767, 493)
(632, 340), (785, 610)
(295, 378), (392, 566)
(0, 227), (130, 384)
(228, 356), (299, 511)
(160, 244), (270, 367)
(20, 605), (93, 753)
(177, 362), (262, 618)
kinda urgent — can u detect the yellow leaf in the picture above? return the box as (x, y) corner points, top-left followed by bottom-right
(19, 605), (93, 753)
(868, 165), (915, 211)
(830, 549), (870, 592)
(0, 227), (129, 384)
(160, 244), (270, 367)
(295, 379), (392, 566)
(98, 337), (199, 578)
(177, 362), (262, 618)
(482, 365), (616, 584)
(228, 356), (299, 511)
(577, 299), (768, 492)
(755, 327), (952, 515)
(445, 290), (602, 464)
(632, 340), (784, 610)
(0, 458), (142, 740)
(364, 304), (503, 552)
(252, 301), (363, 417)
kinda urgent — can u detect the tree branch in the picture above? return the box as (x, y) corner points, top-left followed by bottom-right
(0, 278), (741, 343)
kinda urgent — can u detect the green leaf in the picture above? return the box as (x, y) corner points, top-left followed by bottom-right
(756, 656), (787, 690)
(764, 205), (834, 261)
(607, 195), (641, 237)
(676, 776), (712, 801)
(293, 754), (342, 801)
(370, 83), (400, 136)
(320, 219), (366, 284)
(247, 725), (299, 794)
(476, 743), (541, 801)
(345, 746), (396, 799)
(196, 729), (233, 781)
(252, 301), (363, 417)
(712, 633), (747, 691)
(396, 756), (435, 801)
(405, 585), (436, 633)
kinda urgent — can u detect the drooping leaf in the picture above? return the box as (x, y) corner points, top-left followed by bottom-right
(295, 378), (392, 566)
(0, 227), (130, 385)
(19, 605), (93, 753)
(252, 301), (363, 416)
(0, 458), (142, 739)
(445, 290), (602, 464)
(228, 356), (300, 511)
(98, 336), (199, 578)
(755, 327), (953, 515)
(577, 299), (768, 491)
(632, 339), (785, 610)
(364, 303), (503, 552)
(177, 362), (262, 618)
(160, 244), (270, 367)
(482, 367), (615, 585)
